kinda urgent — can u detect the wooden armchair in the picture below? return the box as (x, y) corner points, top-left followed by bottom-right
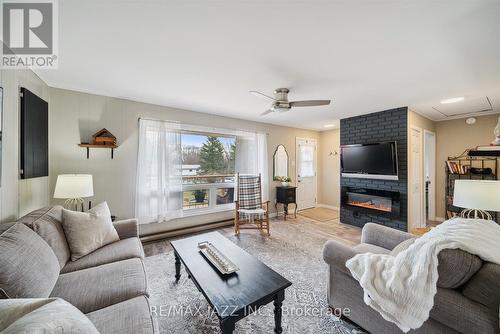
(234, 173), (270, 236)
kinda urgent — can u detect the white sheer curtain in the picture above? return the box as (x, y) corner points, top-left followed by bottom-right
(257, 133), (269, 201)
(235, 130), (269, 201)
(135, 119), (183, 224)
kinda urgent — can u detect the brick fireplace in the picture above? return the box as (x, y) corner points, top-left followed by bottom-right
(340, 107), (408, 231)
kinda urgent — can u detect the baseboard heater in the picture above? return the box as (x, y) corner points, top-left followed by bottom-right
(140, 219), (234, 243)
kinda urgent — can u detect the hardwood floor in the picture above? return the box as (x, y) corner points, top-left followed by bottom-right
(143, 210), (361, 257)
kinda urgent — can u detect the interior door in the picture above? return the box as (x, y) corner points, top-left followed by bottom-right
(410, 127), (424, 228)
(296, 138), (317, 210)
(424, 130), (436, 222)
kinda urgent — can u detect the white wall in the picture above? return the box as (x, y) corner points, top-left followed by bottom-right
(49, 88), (320, 235)
(0, 69), (50, 222)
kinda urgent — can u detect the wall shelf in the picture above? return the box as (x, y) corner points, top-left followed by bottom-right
(468, 149), (500, 157)
(78, 144), (117, 159)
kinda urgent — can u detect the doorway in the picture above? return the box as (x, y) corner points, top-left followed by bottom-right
(424, 130), (436, 223)
(296, 138), (317, 210)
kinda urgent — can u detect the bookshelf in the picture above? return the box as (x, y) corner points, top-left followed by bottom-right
(445, 150), (498, 221)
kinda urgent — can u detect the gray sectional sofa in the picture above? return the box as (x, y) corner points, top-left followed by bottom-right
(323, 223), (500, 334)
(1, 205), (156, 334)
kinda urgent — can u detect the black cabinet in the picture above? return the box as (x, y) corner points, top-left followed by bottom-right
(275, 186), (297, 220)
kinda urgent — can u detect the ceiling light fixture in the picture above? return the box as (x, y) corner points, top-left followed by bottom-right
(324, 124), (335, 128)
(440, 97), (464, 104)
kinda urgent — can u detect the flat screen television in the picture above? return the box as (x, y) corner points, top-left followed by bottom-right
(341, 141), (398, 180)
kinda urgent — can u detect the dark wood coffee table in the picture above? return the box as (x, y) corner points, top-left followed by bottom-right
(170, 231), (292, 333)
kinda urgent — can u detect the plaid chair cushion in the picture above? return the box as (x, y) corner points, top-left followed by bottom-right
(238, 175), (262, 210)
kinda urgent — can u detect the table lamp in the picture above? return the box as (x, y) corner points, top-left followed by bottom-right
(453, 180), (500, 220)
(54, 174), (94, 211)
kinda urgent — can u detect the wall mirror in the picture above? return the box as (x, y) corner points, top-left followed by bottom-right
(273, 144), (288, 178)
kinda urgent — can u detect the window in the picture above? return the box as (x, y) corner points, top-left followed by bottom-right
(181, 132), (236, 212)
(136, 119), (268, 224)
(298, 144), (315, 177)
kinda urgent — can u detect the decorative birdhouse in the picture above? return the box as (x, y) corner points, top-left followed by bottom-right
(92, 128), (116, 146)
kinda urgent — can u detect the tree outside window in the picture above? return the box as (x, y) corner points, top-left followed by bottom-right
(181, 133), (235, 209)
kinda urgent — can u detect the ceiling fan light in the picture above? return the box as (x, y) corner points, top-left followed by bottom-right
(274, 106), (290, 112)
(252, 87), (330, 116)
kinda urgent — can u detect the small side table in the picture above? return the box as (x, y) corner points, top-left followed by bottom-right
(275, 186), (297, 220)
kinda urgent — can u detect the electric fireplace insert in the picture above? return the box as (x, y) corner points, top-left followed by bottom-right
(341, 187), (400, 217)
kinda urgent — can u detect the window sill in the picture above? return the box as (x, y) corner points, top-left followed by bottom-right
(181, 204), (235, 218)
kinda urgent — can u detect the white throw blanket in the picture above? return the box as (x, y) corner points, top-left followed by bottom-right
(345, 218), (500, 332)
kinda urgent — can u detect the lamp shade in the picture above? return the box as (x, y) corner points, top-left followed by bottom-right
(54, 174), (94, 199)
(453, 180), (500, 212)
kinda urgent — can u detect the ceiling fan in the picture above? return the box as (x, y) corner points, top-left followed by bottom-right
(249, 88), (331, 116)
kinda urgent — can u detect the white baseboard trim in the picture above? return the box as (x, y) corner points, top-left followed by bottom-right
(316, 203), (340, 210)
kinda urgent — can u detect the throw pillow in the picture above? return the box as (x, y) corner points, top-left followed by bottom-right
(0, 298), (100, 333)
(17, 206), (71, 269)
(390, 235), (483, 288)
(435, 248), (482, 288)
(62, 202), (119, 261)
(0, 223), (60, 298)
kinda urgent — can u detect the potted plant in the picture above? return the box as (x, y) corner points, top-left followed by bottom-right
(193, 190), (206, 203)
(274, 176), (292, 186)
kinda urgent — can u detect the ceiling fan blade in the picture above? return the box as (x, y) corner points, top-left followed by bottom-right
(290, 100), (331, 107)
(250, 91), (276, 101)
(260, 109), (274, 116)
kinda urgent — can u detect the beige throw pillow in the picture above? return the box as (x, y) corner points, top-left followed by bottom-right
(62, 202), (119, 261)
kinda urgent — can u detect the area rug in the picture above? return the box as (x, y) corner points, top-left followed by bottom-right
(298, 207), (340, 222)
(144, 220), (366, 334)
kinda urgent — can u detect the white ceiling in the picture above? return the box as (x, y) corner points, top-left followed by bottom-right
(36, 0), (500, 130)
